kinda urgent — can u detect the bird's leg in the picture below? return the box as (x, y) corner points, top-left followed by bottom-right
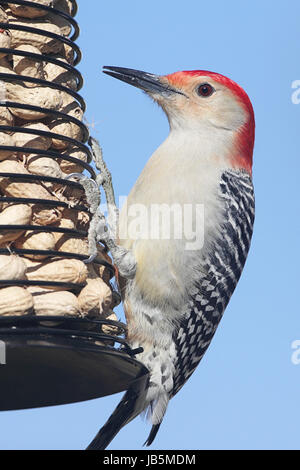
(89, 137), (137, 279)
(64, 172), (101, 264)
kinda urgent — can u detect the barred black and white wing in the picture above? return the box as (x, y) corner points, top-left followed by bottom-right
(172, 169), (255, 396)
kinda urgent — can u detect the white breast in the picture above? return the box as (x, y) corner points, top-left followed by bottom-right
(119, 128), (230, 317)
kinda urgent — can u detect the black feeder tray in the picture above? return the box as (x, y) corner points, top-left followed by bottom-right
(0, 0), (149, 418)
(0, 315), (148, 411)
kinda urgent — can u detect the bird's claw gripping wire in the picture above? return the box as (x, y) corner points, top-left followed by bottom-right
(89, 137), (137, 279)
(66, 141), (136, 278)
(64, 172), (101, 264)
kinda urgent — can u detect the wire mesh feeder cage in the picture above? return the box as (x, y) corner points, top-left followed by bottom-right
(0, 0), (148, 414)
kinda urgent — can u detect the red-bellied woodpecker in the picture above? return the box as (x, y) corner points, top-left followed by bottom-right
(87, 67), (255, 449)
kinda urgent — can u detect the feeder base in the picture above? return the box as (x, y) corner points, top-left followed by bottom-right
(0, 332), (148, 411)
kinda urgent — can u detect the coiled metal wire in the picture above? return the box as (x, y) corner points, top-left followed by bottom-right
(0, 1), (126, 347)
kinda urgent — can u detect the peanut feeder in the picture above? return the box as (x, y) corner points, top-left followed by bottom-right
(0, 1), (149, 445)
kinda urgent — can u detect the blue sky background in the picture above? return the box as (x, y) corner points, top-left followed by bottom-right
(1, 0), (299, 450)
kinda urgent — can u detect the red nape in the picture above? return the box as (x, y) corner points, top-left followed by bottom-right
(166, 70), (255, 174)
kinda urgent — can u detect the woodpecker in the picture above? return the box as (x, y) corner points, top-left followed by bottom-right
(87, 67), (255, 449)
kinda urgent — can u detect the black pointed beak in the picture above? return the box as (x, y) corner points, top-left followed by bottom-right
(103, 66), (185, 96)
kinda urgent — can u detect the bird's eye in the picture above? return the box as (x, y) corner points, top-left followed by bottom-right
(197, 83), (214, 97)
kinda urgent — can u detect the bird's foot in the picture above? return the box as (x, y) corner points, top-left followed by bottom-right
(89, 136), (137, 279)
(95, 209), (136, 279)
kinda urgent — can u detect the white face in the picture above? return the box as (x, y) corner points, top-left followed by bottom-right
(152, 75), (248, 133)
